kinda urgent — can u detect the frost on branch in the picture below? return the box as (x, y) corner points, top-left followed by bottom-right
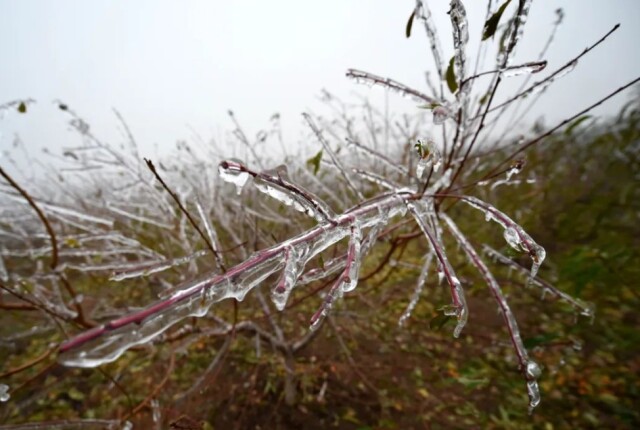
(3, 3), (628, 420)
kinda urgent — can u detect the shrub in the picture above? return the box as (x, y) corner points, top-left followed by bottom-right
(1, 1), (638, 428)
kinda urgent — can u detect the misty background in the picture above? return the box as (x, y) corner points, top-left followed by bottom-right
(1, 0), (639, 170)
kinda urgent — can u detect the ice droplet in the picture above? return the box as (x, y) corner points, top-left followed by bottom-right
(0, 384), (9, 402)
(218, 159), (250, 195)
(525, 360), (542, 379)
(151, 399), (161, 423)
(572, 339), (583, 351)
(271, 246), (306, 311)
(527, 380), (541, 413)
(503, 227), (522, 251)
(432, 106), (450, 124)
(415, 139), (442, 178)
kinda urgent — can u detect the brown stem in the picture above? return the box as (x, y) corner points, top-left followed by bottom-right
(144, 158), (224, 271)
(0, 166), (58, 270)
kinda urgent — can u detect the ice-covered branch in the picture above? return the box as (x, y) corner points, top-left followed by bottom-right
(442, 214), (541, 411)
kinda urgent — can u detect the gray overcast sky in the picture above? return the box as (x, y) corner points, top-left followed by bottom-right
(1, 0), (639, 167)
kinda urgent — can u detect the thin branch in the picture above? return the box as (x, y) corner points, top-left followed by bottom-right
(144, 158), (220, 264)
(0, 166), (58, 270)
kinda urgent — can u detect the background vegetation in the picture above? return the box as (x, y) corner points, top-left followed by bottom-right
(1, 1), (639, 429)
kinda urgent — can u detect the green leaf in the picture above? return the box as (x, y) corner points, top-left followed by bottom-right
(306, 149), (323, 175)
(446, 57), (458, 94)
(405, 9), (416, 38)
(564, 115), (592, 136)
(429, 313), (454, 331)
(17, 102), (27, 113)
(482, 0), (512, 41)
(479, 93), (490, 105)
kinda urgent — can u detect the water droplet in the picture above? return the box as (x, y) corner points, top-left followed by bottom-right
(0, 384), (9, 402)
(525, 360), (542, 379)
(218, 159), (250, 195)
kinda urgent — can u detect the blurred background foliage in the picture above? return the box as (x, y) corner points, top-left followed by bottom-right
(1, 97), (639, 429)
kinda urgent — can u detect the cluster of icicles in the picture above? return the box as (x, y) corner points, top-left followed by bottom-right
(56, 148), (592, 413)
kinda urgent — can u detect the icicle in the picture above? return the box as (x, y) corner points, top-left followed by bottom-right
(0, 384), (9, 402)
(151, 399), (161, 424)
(195, 200), (225, 269)
(408, 202), (467, 337)
(399, 253), (433, 326)
(218, 159), (250, 195)
(271, 245), (308, 311)
(309, 223), (363, 328)
(524, 359), (542, 413)
(342, 224), (362, 293)
(0, 252), (8, 282)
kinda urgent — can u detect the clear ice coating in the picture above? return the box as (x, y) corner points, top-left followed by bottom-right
(483, 244), (595, 318)
(253, 164), (336, 223)
(432, 105), (450, 124)
(461, 196), (546, 278)
(58, 191), (410, 368)
(399, 253), (433, 326)
(502, 60), (547, 77)
(415, 139), (443, 178)
(449, 0), (469, 88)
(271, 245), (308, 311)
(407, 201), (468, 338)
(0, 384), (9, 402)
(527, 379), (541, 413)
(346, 139), (408, 176)
(341, 224), (362, 293)
(442, 214), (532, 367)
(415, 0), (444, 77)
(151, 399), (160, 423)
(308, 223), (363, 329)
(218, 159), (250, 195)
(110, 250), (209, 282)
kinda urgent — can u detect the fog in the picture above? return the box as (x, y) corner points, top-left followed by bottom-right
(1, 0), (638, 169)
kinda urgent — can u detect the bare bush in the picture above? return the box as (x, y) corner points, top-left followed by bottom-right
(1, 1), (638, 428)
